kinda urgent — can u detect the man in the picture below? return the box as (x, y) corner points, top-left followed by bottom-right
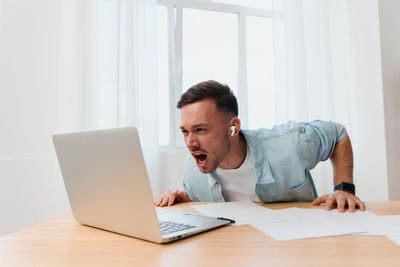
(154, 80), (366, 212)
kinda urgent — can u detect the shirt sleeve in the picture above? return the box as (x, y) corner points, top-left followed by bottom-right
(298, 120), (348, 170)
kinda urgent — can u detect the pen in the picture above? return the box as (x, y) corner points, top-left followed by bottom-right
(184, 213), (236, 224)
(217, 217), (236, 224)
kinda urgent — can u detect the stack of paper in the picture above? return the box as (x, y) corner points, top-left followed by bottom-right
(192, 200), (400, 244)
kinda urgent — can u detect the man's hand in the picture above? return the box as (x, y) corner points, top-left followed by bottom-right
(312, 190), (366, 212)
(154, 189), (191, 207)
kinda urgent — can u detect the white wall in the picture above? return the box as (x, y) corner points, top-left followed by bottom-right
(379, 0), (400, 200)
(0, 0), (69, 237)
(345, 0), (389, 201)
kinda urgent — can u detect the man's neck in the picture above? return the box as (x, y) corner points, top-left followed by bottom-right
(218, 133), (247, 170)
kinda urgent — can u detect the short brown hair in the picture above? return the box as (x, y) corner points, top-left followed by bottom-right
(176, 80), (238, 117)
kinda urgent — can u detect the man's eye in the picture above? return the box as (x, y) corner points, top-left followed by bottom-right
(196, 128), (205, 133)
(181, 130), (188, 135)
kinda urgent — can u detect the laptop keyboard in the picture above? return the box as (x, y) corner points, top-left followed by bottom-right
(159, 221), (196, 235)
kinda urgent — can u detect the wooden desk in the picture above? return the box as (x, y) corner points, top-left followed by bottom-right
(1, 202), (400, 267)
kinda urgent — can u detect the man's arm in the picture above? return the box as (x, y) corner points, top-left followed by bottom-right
(312, 135), (366, 212)
(330, 135), (354, 185)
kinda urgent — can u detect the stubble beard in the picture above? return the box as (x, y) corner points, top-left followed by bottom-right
(198, 137), (231, 174)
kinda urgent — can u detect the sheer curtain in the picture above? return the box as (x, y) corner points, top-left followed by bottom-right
(57, 0), (161, 196)
(273, 0), (388, 200)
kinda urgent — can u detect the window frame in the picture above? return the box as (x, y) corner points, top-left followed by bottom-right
(157, 0), (272, 148)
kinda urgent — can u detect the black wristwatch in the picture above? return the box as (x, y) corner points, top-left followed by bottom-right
(334, 182), (355, 194)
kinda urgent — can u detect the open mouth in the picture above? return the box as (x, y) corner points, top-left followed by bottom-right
(193, 153), (208, 167)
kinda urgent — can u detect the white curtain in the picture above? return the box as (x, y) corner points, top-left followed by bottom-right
(57, 0), (161, 196)
(273, 0), (352, 125)
(273, 0), (388, 200)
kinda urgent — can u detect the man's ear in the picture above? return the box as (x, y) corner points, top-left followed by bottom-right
(229, 117), (241, 136)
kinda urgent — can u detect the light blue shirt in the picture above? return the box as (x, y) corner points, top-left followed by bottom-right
(182, 120), (348, 203)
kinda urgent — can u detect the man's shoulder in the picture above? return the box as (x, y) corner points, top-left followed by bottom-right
(183, 155), (208, 178)
(243, 120), (344, 140)
(242, 121), (304, 141)
(183, 155), (213, 193)
(183, 154), (195, 168)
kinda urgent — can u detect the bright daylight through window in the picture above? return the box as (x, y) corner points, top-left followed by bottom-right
(157, 0), (274, 146)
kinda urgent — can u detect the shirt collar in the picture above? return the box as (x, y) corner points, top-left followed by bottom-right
(208, 173), (219, 187)
(241, 129), (275, 184)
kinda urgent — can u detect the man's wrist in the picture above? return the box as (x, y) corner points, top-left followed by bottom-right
(334, 181), (355, 194)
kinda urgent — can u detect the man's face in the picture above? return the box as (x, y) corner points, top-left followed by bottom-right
(180, 99), (231, 173)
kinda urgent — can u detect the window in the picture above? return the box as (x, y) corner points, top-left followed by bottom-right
(157, 0), (274, 147)
(182, 8), (238, 96)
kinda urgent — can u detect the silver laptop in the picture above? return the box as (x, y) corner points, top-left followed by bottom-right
(52, 127), (233, 243)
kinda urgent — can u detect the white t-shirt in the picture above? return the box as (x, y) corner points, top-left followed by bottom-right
(215, 148), (261, 202)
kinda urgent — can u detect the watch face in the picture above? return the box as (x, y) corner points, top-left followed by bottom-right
(343, 182), (355, 193)
(335, 182), (355, 194)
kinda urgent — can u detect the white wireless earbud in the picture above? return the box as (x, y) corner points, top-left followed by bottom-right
(230, 125), (236, 136)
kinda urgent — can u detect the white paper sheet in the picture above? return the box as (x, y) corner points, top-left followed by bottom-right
(375, 215), (400, 245)
(305, 211), (400, 236)
(302, 209), (382, 235)
(252, 208), (368, 241)
(192, 199), (297, 225)
(386, 232), (400, 246)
